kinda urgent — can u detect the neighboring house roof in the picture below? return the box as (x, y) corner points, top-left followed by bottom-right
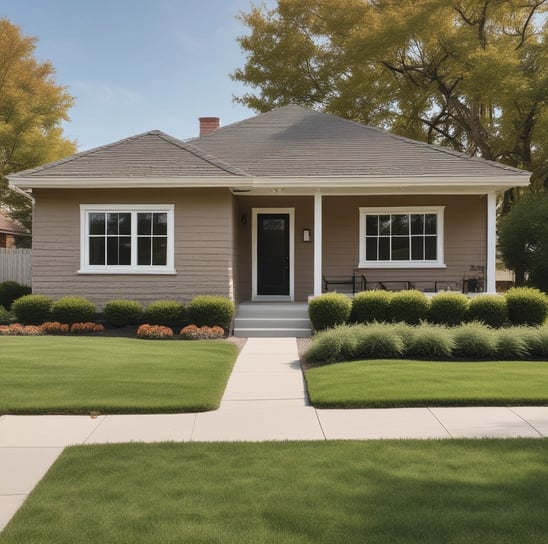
(8, 105), (530, 194)
(0, 211), (27, 235)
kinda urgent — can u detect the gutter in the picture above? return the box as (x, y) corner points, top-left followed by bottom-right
(7, 183), (34, 203)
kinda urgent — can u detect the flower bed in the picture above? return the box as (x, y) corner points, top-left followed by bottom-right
(137, 324), (174, 339)
(180, 324), (225, 340)
(0, 323), (42, 336)
(70, 322), (105, 334)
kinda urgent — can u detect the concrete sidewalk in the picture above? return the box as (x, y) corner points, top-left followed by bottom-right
(1, 337), (548, 531)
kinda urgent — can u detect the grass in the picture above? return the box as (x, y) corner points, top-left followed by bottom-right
(1, 440), (548, 543)
(305, 359), (548, 408)
(0, 336), (238, 414)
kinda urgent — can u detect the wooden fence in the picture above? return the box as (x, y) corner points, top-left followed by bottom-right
(0, 248), (32, 287)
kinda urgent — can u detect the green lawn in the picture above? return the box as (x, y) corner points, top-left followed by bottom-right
(305, 359), (548, 408)
(1, 440), (547, 543)
(0, 337), (238, 414)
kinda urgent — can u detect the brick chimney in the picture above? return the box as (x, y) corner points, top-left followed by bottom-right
(199, 117), (220, 136)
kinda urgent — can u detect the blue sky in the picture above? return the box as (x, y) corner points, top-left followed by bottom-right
(3, 0), (274, 151)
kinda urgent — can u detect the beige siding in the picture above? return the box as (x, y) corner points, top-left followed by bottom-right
(33, 189), (488, 307)
(32, 188), (235, 308)
(235, 196), (314, 302)
(323, 195), (486, 286)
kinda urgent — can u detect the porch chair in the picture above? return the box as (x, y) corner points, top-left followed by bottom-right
(462, 265), (485, 293)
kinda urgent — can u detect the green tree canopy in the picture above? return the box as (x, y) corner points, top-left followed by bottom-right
(0, 18), (76, 235)
(499, 192), (548, 291)
(233, 0), (548, 194)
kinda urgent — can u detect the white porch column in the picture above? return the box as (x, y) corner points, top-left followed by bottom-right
(486, 192), (497, 293)
(314, 193), (323, 296)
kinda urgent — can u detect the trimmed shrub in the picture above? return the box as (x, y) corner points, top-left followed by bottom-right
(11, 294), (52, 325)
(103, 299), (143, 327)
(143, 300), (186, 327)
(452, 322), (497, 359)
(495, 328), (530, 360)
(304, 325), (360, 363)
(428, 292), (469, 326)
(517, 325), (548, 359)
(536, 326), (548, 358)
(468, 295), (508, 328)
(0, 281), (31, 310)
(308, 293), (352, 331)
(353, 324), (404, 359)
(187, 296), (234, 330)
(352, 290), (392, 324)
(389, 290), (430, 325)
(505, 287), (548, 326)
(391, 322), (415, 355)
(51, 296), (96, 325)
(407, 324), (455, 359)
(0, 305), (10, 324)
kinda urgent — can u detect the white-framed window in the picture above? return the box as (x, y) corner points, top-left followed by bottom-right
(79, 204), (175, 274)
(359, 206), (445, 268)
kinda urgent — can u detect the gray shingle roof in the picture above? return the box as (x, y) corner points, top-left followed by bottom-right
(192, 105), (527, 178)
(11, 130), (248, 179)
(9, 105), (530, 182)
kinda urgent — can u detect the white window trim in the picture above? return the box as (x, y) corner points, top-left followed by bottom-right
(359, 206), (445, 268)
(79, 204), (175, 274)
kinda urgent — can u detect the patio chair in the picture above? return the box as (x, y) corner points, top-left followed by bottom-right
(462, 265), (485, 293)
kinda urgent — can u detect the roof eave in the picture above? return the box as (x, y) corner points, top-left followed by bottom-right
(8, 174), (530, 193)
(250, 175), (531, 188)
(7, 176), (253, 190)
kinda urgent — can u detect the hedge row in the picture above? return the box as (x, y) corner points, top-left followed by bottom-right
(10, 294), (235, 331)
(305, 322), (548, 364)
(308, 288), (548, 331)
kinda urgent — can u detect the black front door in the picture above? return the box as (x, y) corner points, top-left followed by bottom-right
(257, 213), (290, 296)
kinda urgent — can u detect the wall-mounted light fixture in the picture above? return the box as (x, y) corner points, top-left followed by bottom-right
(303, 228), (311, 242)
(241, 214), (247, 225)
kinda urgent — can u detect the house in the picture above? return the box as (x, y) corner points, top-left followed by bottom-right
(8, 105), (530, 311)
(0, 211), (28, 248)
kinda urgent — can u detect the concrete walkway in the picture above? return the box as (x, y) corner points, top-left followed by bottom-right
(1, 337), (548, 531)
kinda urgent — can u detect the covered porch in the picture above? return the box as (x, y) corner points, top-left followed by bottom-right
(233, 190), (498, 303)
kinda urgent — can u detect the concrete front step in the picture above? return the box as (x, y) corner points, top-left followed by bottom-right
(233, 302), (312, 338)
(236, 302), (309, 318)
(233, 328), (312, 338)
(234, 317), (311, 329)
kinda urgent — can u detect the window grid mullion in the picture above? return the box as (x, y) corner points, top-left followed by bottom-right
(131, 212), (137, 268)
(407, 213), (411, 261)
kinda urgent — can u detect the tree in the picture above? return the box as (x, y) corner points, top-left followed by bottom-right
(499, 192), (548, 291)
(0, 18), (76, 237)
(233, 0), (548, 200)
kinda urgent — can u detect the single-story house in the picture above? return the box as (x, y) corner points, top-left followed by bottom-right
(0, 211), (28, 248)
(8, 105), (530, 309)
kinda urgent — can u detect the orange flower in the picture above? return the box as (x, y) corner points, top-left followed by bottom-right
(138, 324), (173, 339)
